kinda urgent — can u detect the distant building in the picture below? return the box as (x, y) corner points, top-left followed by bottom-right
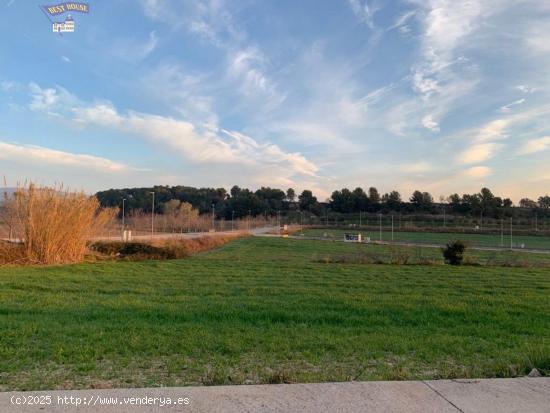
(52, 15), (75, 33)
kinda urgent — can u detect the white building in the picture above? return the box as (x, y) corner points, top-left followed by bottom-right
(52, 15), (75, 33)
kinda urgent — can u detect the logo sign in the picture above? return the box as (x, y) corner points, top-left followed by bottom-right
(39, 2), (90, 34)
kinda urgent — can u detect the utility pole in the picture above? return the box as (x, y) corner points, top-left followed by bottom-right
(359, 211), (362, 227)
(391, 214), (394, 241)
(149, 191), (155, 239)
(300, 211), (303, 233)
(248, 209), (252, 232)
(535, 212), (538, 232)
(231, 210), (235, 231)
(277, 210), (281, 235)
(443, 205), (446, 228)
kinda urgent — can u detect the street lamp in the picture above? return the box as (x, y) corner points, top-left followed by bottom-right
(379, 213), (382, 241)
(149, 191), (155, 239)
(122, 197), (126, 233)
(211, 203), (215, 232)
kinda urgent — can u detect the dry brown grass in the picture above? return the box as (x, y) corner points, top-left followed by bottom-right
(0, 183), (116, 265)
(89, 234), (245, 261)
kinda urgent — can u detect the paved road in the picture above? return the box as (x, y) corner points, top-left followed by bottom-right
(1, 378), (548, 413)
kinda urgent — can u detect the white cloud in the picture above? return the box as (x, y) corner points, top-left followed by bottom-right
(518, 136), (550, 155)
(458, 142), (502, 164)
(68, 97), (317, 178)
(1, 80), (19, 92)
(462, 166), (492, 178)
(500, 98), (525, 113)
(348, 0), (376, 29)
(476, 119), (509, 141)
(111, 30), (158, 61)
(27, 63), (319, 185)
(228, 48), (286, 108)
(387, 10), (416, 32)
(28, 83), (59, 112)
(0, 141), (138, 172)
(525, 22), (550, 53)
(61, 56), (71, 63)
(401, 161), (433, 173)
(422, 114), (439, 132)
(516, 84), (535, 94)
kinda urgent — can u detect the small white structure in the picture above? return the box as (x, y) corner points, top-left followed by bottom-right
(121, 230), (132, 242)
(53, 15), (75, 33)
(344, 233), (362, 243)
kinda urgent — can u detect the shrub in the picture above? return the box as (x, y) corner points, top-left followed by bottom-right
(0, 184), (116, 265)
(442, 240), (467, 265)
(89, 234), (244, 261)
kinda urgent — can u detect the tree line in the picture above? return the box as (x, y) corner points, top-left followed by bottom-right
(95, 186), (550, 219)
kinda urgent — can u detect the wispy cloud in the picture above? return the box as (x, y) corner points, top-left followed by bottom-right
(111, 30), (158, 61)
(0, 141), (139, 172)
(348, 0), (376, 29)
(28, 82), (318, 181)
(400, 161), (433, 174)
(462, 165), (492, 178)
(518, 136), (550, 155)
(500, 98), (525, 113)
(458, 142), (502, 164)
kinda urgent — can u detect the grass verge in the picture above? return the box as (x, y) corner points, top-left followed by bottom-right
(0, 237), (548, 390)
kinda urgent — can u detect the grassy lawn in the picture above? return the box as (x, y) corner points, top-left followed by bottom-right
(0, 237), (549, 390)
(300, 227), (550, 250)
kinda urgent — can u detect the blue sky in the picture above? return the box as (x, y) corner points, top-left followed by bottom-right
(1, 0), (549, 201)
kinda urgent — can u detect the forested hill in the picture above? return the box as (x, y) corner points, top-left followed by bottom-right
(95, 186), (550, 219)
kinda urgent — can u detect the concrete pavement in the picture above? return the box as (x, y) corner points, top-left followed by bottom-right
(1, 378), (548, 413)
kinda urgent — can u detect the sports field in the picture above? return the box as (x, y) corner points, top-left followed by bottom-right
(299, 227), (550, 250)
(0, 237), (549, 391)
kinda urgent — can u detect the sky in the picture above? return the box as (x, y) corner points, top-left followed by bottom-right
(0, 0), (549, 202)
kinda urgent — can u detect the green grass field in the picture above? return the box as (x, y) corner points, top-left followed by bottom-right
(0, 237), (549, 391)
(300, 227), (550, 250)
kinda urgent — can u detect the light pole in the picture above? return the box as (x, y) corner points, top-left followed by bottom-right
(480, 211), (483, 231)
(277, 210), (280, 235)
(379, 213), (382, 241)
(248, 209), (251, 232)
(359, 211), (362, 227)
(300, 210), (303, 233)
(211, 203), (215, 232)
(122, 198), (126, 232)
(443, 205), (446, 228)
(510, 217), (513, 250)
(500, 217), (504, 247)
(149, 191), (155, 239)
(391, 214), (394, 241)
(231, 210), (235, 232)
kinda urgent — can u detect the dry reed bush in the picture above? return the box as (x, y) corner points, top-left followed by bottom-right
(0, 241), (26, 265)
(0, 183), (117, 265)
